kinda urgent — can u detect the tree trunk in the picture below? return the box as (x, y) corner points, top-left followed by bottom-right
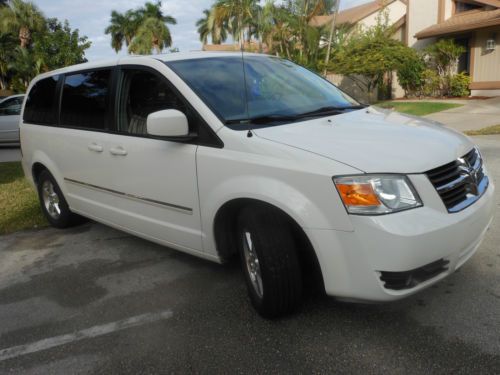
(19, 26), (31, 48)
(152, 36), (160, 54)
(240, 29), (245, 50)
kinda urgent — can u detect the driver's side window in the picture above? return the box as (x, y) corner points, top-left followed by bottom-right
(116, 68), (187, 136)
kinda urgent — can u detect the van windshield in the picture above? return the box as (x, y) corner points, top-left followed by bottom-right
(166, 56), (361, 127)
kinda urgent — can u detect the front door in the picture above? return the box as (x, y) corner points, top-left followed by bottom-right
(101, 66), (202, 252)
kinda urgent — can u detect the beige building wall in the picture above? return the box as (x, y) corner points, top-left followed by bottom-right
(407, 0), (439, 49)
(471, 27), (500, 83)
(358, 0), (407, 29)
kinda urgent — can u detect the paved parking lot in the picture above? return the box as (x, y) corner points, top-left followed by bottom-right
(0, 136), (499, 374)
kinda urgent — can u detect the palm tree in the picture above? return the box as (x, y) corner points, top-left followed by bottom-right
(9, 46), (43, 88)
(0, 0), (45, 49)
(261, 2), (295, 58)
(196, 8), (228, 45)
(136, 0), (176, 25)
(129, 17), (172, 54)
(104, 10), (139, 53)
(128, 1), (176, 54)
(212, 0), (259, 48)
(196, 9), (211, 45)
(0, 34), (15, 90)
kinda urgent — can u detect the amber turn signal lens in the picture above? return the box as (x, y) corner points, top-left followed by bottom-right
(336, 183), (381, 206)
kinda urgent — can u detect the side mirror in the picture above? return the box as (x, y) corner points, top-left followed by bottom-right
(147, 109), (190, 138)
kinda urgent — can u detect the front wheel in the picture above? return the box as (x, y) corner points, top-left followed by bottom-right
(237, 205), (303, 318)
(37, 170), (84, 228)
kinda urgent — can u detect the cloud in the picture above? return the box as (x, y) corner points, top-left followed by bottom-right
(33, 0), (370, 61)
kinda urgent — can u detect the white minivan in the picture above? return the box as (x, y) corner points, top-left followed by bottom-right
(21, 53), (494, 317)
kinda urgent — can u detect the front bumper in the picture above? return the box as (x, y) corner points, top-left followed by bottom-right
(306, 174), (495, 302)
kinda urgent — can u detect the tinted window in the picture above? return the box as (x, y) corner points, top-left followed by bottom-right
(61, 70), (111, 130)
(0, 97), (23, 116)
(167, 56), (358, 125)
(117, 69), (188, 135)
(24, 77), (59, 124)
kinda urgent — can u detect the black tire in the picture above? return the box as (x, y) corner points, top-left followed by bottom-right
(37, 169), (84, 228)
(237, 205), (303, 318)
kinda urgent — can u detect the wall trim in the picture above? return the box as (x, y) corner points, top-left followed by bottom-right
(469, 32), (476, 81)
(469, 81), (500, 90)
(438, 0), (446, 23)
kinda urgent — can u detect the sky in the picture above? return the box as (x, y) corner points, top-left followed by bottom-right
(33, 0), (371, 61)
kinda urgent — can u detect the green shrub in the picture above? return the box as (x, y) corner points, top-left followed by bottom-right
(397, 52), (426, 97)
(422, 69), (441, 97)
(450, 72), (471, 97)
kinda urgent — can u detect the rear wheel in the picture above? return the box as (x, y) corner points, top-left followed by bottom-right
(237, 205), (303, 318)
(37, 170), (84, 228)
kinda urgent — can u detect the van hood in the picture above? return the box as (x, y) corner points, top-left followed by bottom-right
(253, 107), (474, 173)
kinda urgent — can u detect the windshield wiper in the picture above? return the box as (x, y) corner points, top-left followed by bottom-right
(225, 105), (367, 126)
(296, 105), (367, 118)
(225, 114), (301, 125)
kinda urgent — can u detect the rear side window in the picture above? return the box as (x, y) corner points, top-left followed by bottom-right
(60, 70), (111, 130)
(24, 76), (59, 125)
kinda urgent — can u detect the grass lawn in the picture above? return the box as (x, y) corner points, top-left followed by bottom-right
(376, 101), (463, 116)
(0, 162), (47, 235)
(465, 124), (500, 136)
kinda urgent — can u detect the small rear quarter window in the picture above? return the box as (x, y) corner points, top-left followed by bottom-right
(23, 75), (59, 125)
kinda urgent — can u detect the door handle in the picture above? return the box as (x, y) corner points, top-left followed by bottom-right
(110, 146), (128, 156)
(88, 143), (103, 152)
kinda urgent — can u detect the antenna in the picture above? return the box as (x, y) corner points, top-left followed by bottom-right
(240, 43), (253, 138)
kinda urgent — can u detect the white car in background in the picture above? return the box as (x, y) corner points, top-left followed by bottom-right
(0, 94), (24, 146)
(20, 53), (495, 318)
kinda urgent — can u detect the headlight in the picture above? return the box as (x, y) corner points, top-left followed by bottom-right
(333, 175), (423, 215)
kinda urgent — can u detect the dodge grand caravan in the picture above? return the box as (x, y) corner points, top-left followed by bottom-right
(20, 53), (495, 317)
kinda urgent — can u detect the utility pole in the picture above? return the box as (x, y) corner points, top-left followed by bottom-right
(323, 0), (340, 77)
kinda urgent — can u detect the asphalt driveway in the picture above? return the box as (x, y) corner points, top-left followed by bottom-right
(0, 136), (499, 374)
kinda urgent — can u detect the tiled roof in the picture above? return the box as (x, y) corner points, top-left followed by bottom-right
(415, 8), (500, 39)
(309, 0), (395, 28)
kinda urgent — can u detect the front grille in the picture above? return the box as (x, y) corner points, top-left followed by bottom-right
(379, 259), (449, 290)
(426, 148), (489, 213)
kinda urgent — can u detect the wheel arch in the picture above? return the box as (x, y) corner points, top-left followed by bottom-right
(32, 162), (47, 185)
(28, 151), (67, 195)
(213, 198), (325, 293)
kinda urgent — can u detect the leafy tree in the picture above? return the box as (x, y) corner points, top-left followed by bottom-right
(327, 9), (416, 94)
(0, 0), (91, 92)
(33, 18), (91, 71)
(0, 0), (45, 48)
